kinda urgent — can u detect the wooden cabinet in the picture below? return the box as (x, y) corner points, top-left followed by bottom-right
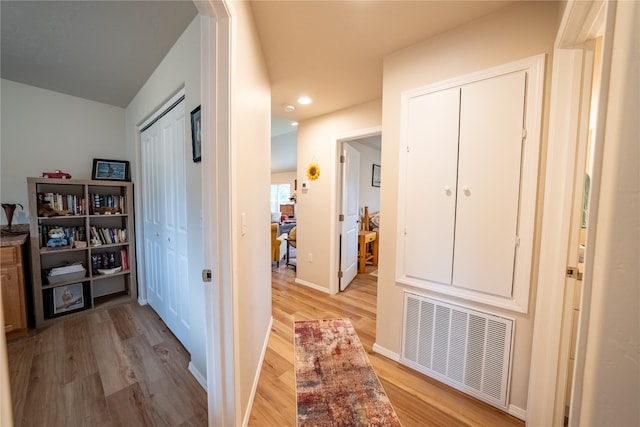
(1, 235), (28, 339)
(27, 177), (137, 328)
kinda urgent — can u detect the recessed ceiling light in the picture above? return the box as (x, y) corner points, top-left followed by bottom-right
(291, 122), (298, 127)
(283, 104), (295, 112)
(297, 96), (312, 105)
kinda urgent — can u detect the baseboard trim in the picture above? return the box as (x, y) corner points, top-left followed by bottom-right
(507, 404), (526, 421)
(137, 297), (148, 305)
(372, 343), (400, 362)
(294, 278), (333, 295)
(188, 361), (207, 391)
(242, 316), (273, 427)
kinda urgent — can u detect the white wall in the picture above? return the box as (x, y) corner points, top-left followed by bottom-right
(271, 131), (297, 173)
(0, 79), (125, 224)
(349, 140), (381, 214)
(578, 1), (639, 424)
(124, 16), (205, 380)
(271, 171), (297, 195)
(377, 1), (558, 413)
(229, 2), (273, 423)
(296, 100), (382, 293)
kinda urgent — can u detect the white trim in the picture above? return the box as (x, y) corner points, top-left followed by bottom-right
(395, 54), (545, 314)
(241, 316), (273, 427)
(137, 87), (186, 131)
(331, 126), (382, 294)
(294, 277), (334, 295)
(188, 361), (208, 390)
(137, 297), (148, 306)
(508, 405), (527, 422)
(527, 1), (613, 426)
(195, 1), (236, 426)
(372, 343), (400, 362)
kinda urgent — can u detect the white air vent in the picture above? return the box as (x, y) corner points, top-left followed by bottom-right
(401, 292), (514, 409)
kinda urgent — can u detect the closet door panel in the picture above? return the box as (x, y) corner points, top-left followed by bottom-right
(453, 71), (526, 297)
(403, 87), (460, 284)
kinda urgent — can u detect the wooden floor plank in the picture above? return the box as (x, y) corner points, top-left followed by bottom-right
(63, 316), (99, 385)
(63, 372), (111, 427)
(106, 382), (157, 427)
(86, 309), (137, 396)
(6, 336), (34, 427)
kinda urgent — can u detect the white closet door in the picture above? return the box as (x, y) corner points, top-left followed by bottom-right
(403, 87), (460, 284)
(453, 71), (526, 297)
(142, 121), (164, 314)
(141, 100), (191, 350)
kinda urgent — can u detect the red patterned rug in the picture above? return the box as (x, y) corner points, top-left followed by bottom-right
(294, 318), (402, 426)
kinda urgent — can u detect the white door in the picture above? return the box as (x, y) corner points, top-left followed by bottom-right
(340, 143), (359, 291)
(141, 99), (191, 350)
(453, 71), (526, 298)
(403, 87), (460, 284)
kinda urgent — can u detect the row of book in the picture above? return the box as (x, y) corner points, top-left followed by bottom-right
(37, 192), (127, 216)
(39, 193), (86, 215)
(90, 226), (127, 246)
(90, 194), (126, 214)
(90, 248), (129, 273)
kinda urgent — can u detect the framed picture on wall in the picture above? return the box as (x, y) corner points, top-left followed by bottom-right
(191, 105), (202, 163)
(92, 159), (130, 181)
(372, 164), (381, 187)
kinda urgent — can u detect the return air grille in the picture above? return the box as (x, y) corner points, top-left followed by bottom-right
(401, 292), (514, 409)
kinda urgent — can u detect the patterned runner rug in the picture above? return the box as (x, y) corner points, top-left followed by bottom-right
(294, 318), (402, 426)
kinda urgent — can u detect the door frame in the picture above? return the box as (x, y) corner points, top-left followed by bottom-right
(331, 126), (381, 294)
(527, 1), (614, 425)
(195, 1), (236, 425)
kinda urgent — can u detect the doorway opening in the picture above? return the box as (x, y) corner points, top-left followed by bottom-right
(336, 129), (382, 292)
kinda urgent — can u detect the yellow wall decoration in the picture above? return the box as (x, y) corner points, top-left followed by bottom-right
(307, 161), (320, 180)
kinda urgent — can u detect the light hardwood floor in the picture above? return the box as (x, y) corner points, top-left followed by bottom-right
(248, 265), (526, 427)
(7, 302), (207, 427)
(8, 266), (526, 427)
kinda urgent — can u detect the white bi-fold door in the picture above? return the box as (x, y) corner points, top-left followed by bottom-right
(402, 71), (526, 300)
(141, 99), (191, 350)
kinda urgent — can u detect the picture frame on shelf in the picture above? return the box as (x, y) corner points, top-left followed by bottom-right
(91, 159), (130, 181)
(372, 164), (381, 187)
(191, 105), (202, 163)
(52, 283), (85, 314)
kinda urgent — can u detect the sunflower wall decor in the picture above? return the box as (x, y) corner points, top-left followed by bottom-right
(306, 161), (320, 181)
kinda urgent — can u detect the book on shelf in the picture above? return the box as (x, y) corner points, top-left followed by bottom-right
(90, 194), (126, 214)
(89, 226), (126, 246)
(38, 192), (85, 215)
(120, 248), (129, 270)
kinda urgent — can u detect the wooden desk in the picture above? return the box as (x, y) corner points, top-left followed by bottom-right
(358, 230), (378, 274)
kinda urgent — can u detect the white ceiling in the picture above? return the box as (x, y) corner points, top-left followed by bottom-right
(251, 0), (515, 123)
(1, 0), (516, 170)
(0, 0), (198, 107)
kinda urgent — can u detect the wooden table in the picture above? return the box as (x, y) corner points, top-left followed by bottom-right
(358, 230), (378, 274)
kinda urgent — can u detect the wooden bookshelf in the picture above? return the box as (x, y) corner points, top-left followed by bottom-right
(27, 177), (137, 328)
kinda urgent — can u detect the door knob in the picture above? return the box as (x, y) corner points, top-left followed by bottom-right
(462, 186), (471, 196)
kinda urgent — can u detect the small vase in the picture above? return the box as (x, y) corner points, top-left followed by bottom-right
(2, 203), (23, 231)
